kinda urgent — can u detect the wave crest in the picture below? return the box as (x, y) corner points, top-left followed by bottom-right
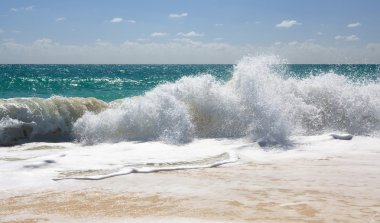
(0, 96), (107, 145)
(73, 56), (380, 145)
(1, 56), (380, 145)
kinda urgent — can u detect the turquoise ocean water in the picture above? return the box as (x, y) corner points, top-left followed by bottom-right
(0, 64), (233, 101)
(1, 64), (379, 101)
(0, 57), (380, 145)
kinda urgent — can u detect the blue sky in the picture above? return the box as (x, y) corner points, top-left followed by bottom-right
(1, 0), (380, 63)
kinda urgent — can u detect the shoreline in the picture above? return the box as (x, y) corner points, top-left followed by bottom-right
(2, 150), (380, 223)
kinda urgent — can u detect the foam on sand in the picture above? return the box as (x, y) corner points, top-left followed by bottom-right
(1, 135), (380, 222)
(53, 152), (237, 180)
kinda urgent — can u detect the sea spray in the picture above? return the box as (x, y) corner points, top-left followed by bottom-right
(73, 56), (293, 144)
(288, 73), (380, 134)
(74, 91), (194, 144)
(0, 97), (107, 145)
(231, 56), (290, 144)
(1, 56), (380, 146)
(73, 56), (380, 144)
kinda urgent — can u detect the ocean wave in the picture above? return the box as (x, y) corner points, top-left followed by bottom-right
(73, 56), (380, 145)
(0, 97), (107, 145)
(1, 56), (380, 145)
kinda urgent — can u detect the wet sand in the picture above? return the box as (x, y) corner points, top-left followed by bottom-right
(1, 152), (380, 223)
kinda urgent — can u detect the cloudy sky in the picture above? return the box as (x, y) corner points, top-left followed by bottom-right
(1, 0), (380, 64)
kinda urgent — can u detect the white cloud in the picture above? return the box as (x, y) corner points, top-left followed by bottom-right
(10, 5), (34, 12)
(1, 38), (15, 43)
(268, 40), (380, 63)
(317, 32), (323, 36)
(32, 38), (59, 48)
(172, 38), (199, 44)
(367, 42), (380, 49)
(288, 41), (298, 46)
(25, 6), (34, 11)
(335, 34), (359, 41)
(2, 39), (380, 64)
(34, 38), (54, 45)
(347, 22), (361, 28)
(151, 32), (168, 37)
(169, 13), (188, 18)
(0, 28), (3, 33)
(95, 39), (112, 47)
(214, 38), (223, 41)
(346, 35), (359, 41)
(274, 41), (282, 46)
(177, 31), (204, 37)
(136, 38), (150, 42)
(111, 17), (123, 23)
(275, 20), (302, 28)
(110, 18), (135, 24)
(56, 17), (66, 22)
(367, 43), (380, 52)
(215, 24), (224, 27)
(0, 38), (240, 64)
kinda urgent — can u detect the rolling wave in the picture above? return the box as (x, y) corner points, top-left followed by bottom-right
(0, 97), (107, 145)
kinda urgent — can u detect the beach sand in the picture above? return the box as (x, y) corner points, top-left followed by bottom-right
(1, 150), (380, 223)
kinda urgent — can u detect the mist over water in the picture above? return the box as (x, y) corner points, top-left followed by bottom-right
(1, 56), (380, 146)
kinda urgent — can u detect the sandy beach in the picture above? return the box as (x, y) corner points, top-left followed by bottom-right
(2, 1), (380, 222)
(2, 139), (380, 223)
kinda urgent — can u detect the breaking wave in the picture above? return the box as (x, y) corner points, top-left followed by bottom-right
(1, 56), (380, 146)
(0, 97), (107, 145)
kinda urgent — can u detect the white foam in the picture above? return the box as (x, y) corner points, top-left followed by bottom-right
(0, 139), (245, 192)
(1, 135), (380, 194)
(0, 97), (107, 145)
(1, 56), (380, 145)
(74, 56), (380, 145)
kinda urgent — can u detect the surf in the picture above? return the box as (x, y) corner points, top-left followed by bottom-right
(1, 56), (380, 146)
(0, 97), (107, 145)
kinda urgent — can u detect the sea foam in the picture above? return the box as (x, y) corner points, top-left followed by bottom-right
(1, 56), (380, 145)
(73, 56), (380, 144)
(0, 97), (107, 145)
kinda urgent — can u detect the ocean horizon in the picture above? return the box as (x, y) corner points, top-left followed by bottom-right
(1, 57), (380, 222)
(1, 0), (380, 221)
